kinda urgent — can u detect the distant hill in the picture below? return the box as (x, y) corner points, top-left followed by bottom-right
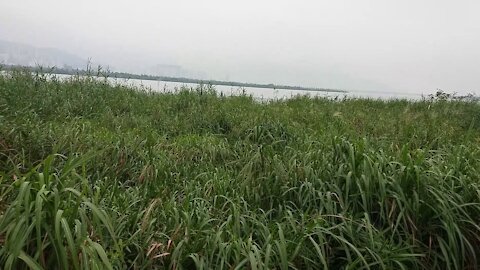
(0, 40), (199, 78)
(0, 40), (88, 69)
(0, 40), (387, 93)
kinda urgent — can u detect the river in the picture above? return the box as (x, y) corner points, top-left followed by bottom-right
(51, 73), (425, 101)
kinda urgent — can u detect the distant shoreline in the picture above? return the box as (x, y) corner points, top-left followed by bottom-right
(1, 64), (347, 93)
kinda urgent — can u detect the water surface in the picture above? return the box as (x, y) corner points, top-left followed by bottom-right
(54, 74), (426, 101)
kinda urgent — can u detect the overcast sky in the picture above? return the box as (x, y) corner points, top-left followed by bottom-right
(1, 0), (479, 93)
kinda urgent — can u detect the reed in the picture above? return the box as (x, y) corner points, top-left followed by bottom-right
(1, 69), (479, 269)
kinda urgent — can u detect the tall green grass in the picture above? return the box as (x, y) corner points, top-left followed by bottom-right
(1, 69), (480, 269)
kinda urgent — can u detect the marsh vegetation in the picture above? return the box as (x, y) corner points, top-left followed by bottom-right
(1, 70), (480, 269)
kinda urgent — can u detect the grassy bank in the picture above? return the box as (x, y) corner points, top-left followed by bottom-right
(3, 64), (347, 93)
(1, 70), (480, 269)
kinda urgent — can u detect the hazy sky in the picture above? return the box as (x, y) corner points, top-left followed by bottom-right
(1, 0), (479, 93)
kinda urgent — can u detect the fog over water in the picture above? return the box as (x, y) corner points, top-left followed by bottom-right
(1, 0), (479, 95)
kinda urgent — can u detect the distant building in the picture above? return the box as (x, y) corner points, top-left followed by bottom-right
(149, 64), (187, 77)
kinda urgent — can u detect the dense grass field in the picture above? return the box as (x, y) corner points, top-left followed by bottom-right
(1, 70), (480, 269)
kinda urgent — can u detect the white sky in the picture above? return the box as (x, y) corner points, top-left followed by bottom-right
(1, 0), (479, 93)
